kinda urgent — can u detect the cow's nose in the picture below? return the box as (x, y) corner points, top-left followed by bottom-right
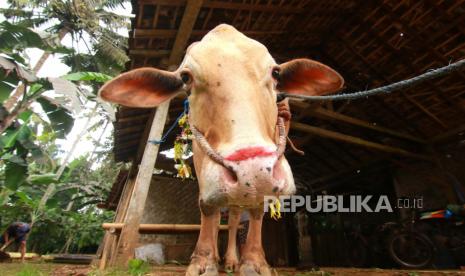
(221, 147), (287, 196)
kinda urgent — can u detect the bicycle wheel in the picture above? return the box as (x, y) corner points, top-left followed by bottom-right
(388, 231), (435, 268)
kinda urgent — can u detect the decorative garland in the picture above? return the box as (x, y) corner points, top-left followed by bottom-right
(269, 198), (281, 220)
(173, 113), (194, 179)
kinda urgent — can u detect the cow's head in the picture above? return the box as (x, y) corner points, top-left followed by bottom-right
(100, 24), (343, 207)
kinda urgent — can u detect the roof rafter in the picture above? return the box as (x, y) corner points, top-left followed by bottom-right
(291, 101), (426, 144)
(291, 122), (431, 161)
(317, 48), (427, 137)
(335, 35), (448, 129)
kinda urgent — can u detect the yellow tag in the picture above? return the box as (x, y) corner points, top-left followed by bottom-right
(270, 198), (281, 220)
(178, 113), (188, 126)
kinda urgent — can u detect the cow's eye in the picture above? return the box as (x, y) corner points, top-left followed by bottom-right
(272, 68), (280, 80)
(181, 72), (192, 84)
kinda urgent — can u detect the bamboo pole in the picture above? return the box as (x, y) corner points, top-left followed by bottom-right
(102, 223), (236, 232)
(291, 122), (432, 161)
(112, 0), (204, 266)
(113, 101), (171, 265)
(291, 102), (426, 144)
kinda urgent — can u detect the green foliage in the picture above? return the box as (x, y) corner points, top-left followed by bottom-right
(4, 160), (27, 190)
(0, 0), (127, 256)
(128, 259), (150, 276)
(0, 81), (16, 103)
(15, 264), (47, 276)
(64, 71), (113, 83)
(36, 97), (74, 138)
(0, 21), (47, 52)
(0, 154), (118, 254)
(27, 173), (58, 185)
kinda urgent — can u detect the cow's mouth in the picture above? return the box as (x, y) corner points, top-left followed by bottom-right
(205, 151), (290, 206)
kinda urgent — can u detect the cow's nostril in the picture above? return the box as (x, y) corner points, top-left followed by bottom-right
(273, 160), (285, 182)
(222, 166), (238, 184)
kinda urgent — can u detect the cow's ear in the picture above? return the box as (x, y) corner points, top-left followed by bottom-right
(277, 58), (344, 96)
(99, 67), (185, 108)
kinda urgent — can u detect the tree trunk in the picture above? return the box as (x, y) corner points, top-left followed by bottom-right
(61, 234), (74, 254)
(56, 103), (98, 178)
(65, 118), (109, 211)
(29, 103), (98, 228)
(87, 119), (110, 164)
(0, 102), (31, 133)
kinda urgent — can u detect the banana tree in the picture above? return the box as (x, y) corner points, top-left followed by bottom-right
(1, 0), (129, 114)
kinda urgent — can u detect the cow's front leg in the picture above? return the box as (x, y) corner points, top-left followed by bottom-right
(224, 207), (241, 272)
(239, 207), (271, 276)
(186, 200), (220, 276)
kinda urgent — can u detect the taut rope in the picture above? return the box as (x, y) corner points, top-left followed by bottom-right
(278, 59), (465, 101)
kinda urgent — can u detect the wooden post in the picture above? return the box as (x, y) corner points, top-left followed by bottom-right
(114, 101), (170, 265)
(99, 164), (139, 269)
(108, 176), (138, 266)
(110, 0), (204, 266)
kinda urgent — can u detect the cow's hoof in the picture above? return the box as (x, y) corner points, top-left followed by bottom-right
(257, 265), (273, 276)
(239, 263), (272, 276)
(186, 263), (218, 276)
(239, 264), (259, 276)
(225, 261), (239, 273)
(224, 255), (239, 272)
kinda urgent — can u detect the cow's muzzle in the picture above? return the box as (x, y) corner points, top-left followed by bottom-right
(190, 117), (288, 205)
(220, 150), (290, 204)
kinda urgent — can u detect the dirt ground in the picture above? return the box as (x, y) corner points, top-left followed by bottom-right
(1, 262), (465, 276)
(151, 266), (465, 276)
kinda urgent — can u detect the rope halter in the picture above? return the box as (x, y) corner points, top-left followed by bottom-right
(189, 117), (287, 169)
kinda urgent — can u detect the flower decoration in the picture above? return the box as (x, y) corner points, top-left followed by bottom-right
(173, 113), (194, 179)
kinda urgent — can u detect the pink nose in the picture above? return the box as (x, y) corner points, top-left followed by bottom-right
(221, 147), (287, 203)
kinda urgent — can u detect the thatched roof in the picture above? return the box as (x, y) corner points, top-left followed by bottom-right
(111, 0), (465, 191)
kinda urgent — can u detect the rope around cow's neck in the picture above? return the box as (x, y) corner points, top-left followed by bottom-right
(278, 59), (465, 101)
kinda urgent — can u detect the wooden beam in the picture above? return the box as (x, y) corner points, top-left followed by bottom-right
(113, 0), (204, 266)
(431, 123), (465, 143)
(101, 166), (138, 268)
(291, 122), (431, 161)
(336, 35), (448, 129)
(379, 2), (465, 84)
(129, 49), (170, 57)
(139, 0), (303, 13)
(306, 159), (386, 188)
(318, 48), (427, 137)
(311, 107), (426, 143)
(315, 161), (392, 192)
(291, 102), (426, 144)
(103, 223), (238, 233)
(352, 8), (465, 119)
(114, 102), (171, 265)
(134, 29), (288, 38)
(168, 0), (204, 65)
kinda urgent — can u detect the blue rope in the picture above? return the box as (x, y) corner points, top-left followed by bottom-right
(148, 99), (189, 145)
